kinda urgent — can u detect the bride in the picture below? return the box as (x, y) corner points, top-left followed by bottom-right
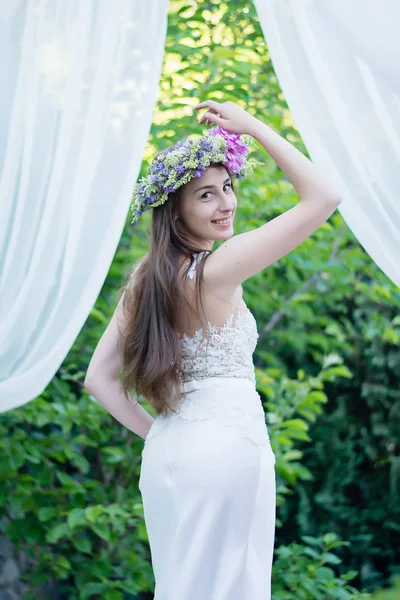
(84, 99), (342, 599)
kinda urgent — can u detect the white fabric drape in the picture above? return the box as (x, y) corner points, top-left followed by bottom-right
(0, 0), (168, 412)
(254, 0), (400, 287)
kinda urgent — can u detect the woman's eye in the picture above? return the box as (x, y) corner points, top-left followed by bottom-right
(201, 183), (231, 199)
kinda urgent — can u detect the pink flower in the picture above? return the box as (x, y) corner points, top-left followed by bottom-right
(209, 125), (249, 174)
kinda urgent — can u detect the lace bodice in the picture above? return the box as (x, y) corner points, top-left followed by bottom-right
(178, 308), (258, 385)
(141, 252), (271, 450)
(178, 251), (258, 385)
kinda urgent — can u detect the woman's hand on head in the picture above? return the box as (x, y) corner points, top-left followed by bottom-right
(194, 100), (258, 136)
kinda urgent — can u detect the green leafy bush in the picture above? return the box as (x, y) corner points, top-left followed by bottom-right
(0, 380), (153, 599)
(272, 534), (370, 599)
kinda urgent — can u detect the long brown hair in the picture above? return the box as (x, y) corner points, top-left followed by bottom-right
(118, 147), (235, 416)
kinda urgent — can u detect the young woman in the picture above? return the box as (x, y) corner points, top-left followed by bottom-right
(84, 99), (342, 600)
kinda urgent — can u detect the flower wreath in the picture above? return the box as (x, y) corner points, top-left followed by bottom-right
(130, 125), (259, 224)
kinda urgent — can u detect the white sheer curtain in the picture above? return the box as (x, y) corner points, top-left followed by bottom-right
(0, 0), (168, 412)
(254, 0), (400, 287)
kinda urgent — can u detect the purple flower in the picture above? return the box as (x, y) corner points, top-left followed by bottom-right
(145, 192), (158, 204)
(151, 162), (162, 173)
(194, 168), (205, 178)
(209, 125), (249, 174)
(199, 138), (213, 151)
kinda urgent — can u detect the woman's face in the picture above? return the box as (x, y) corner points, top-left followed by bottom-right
(177, 165), (237, 251)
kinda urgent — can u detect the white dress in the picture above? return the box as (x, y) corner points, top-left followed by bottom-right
(139, 252), (276, 600)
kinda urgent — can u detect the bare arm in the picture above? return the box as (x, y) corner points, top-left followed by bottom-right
(195, 101), (342, 292)
(205, 198), (340, 292)
(84, 294), (155, 441)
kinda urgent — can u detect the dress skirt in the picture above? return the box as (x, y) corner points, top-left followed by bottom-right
(138, 376), (276, 600)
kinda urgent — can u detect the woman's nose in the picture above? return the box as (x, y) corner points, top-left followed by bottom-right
(219, 193), (235, 208)
(220, 200), (235, 211)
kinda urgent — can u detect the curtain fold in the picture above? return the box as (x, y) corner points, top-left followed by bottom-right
(254, 0), (400, 287)
(0, 0), (169, 411)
